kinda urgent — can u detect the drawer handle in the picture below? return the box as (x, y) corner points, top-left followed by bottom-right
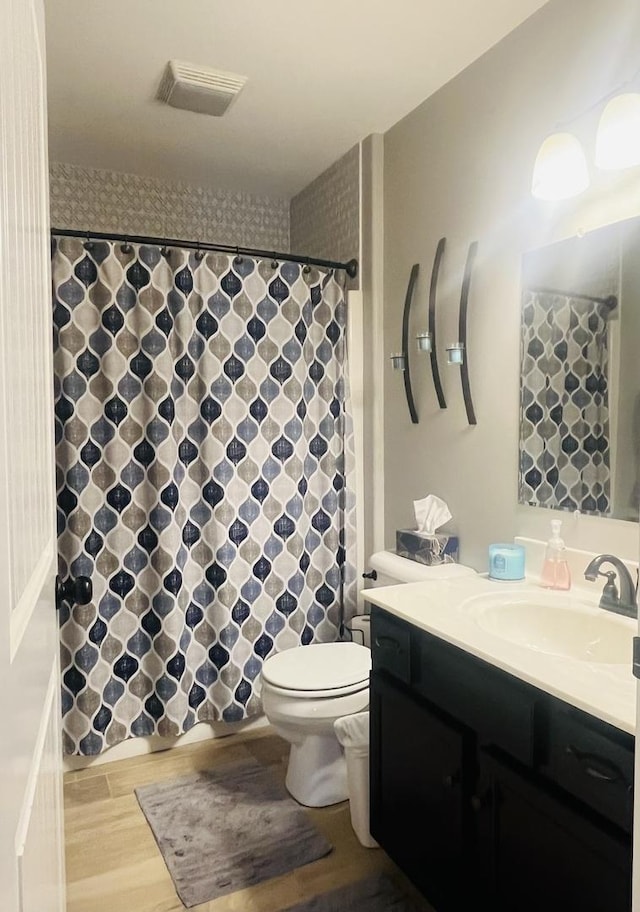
(565, 744), (627, 784)
(374, 635), (402, 653)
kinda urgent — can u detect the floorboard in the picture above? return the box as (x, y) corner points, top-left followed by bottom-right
(64, 726), (432, 912)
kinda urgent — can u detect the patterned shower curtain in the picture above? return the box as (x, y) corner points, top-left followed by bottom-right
(53, 237), (356, 755)
(519, 290), (610, 514)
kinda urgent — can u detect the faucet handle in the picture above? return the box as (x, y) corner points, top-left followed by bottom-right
(600, 571), (619, 602)
(595, 570), (621, 614)
(583, 554), (637, 618)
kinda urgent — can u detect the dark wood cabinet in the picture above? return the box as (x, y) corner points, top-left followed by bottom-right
(370, 606), (633, 912)
(370, 673), (472, 910)
(480, 750), (630, 912)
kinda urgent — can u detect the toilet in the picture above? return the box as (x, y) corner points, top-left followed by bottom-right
(260, 551), (476, 807)
(260, 640), (371, 806)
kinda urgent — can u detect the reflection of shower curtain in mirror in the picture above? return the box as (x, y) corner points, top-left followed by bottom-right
(519, 291), (610, 514)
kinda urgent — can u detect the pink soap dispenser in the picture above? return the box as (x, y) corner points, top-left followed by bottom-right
(540, 519), (571, 590)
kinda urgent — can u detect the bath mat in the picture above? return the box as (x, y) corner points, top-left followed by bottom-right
(135, 757), (332, 907)
(281, 873), (427, 911)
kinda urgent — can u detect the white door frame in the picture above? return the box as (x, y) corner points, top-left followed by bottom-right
(0, 0), (66, 909)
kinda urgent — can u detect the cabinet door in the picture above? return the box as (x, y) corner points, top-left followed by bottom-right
(481, 751), (631, 912)
(370, 671), (469, 910)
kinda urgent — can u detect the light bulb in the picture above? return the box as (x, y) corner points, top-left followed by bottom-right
(595, 93), (640, 170)
(531, 132), (589, 200)
(390, 353), (406, 371)
(416, 331), (432, 353)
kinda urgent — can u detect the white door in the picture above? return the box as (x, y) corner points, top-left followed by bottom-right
(0, 0), (66, 910)
(635, 526), (640, 911)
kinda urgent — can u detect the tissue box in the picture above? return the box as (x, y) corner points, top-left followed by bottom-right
(395, 529), (459, 566)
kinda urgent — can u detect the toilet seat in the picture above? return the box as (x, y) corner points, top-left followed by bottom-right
(262, 678), (369, 699)
(261, 642), (371, 699)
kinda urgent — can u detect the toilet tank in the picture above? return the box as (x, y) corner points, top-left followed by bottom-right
(351, 551), (476, 647)
(367, 550), (475, 587)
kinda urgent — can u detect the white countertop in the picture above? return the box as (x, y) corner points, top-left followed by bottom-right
(363, 575), (637, 736)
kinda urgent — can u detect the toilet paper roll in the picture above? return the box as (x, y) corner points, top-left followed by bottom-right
(368, 550), (476, 584)
(350, 616), (371, 649)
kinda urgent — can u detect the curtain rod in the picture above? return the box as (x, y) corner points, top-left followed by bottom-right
(528, 285), (618, 310)
(50, 227), (359, 279)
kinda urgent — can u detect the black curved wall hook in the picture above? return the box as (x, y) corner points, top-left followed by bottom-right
(458, 241), (478, 426)
(428, 238), (447, 409)
(401, 264), (419, 424)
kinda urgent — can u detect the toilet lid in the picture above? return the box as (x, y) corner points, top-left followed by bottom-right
(261, 642), (371, 692)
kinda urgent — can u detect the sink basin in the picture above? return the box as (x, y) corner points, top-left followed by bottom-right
(460, 590), (635, 664)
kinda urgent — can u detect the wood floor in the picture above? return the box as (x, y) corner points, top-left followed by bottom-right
(64, 726), (432, 912)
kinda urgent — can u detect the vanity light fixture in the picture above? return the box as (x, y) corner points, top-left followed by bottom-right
(446, 342), (465, 364)
(532, 69), (640, 199)
(595, 92), (640, 170)
(416, 330), (432, 352)
(531, 132), (590, 200)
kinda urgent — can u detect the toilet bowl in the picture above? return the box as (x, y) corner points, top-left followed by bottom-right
(260, 551), (477, 808)
(260, 641), (370, 807)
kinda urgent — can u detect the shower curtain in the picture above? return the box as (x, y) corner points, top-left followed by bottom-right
(519, 290), (611, 514)
(53, 237), (356, 755)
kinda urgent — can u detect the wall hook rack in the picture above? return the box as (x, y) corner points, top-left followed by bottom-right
(457, 240), (478, 425)
(427, 238), (447, 409)
(391, 263), (419, 424)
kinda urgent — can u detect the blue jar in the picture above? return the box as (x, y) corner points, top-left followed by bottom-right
(488, 543), (525, 581)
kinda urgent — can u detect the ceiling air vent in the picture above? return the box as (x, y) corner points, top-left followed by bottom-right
(157, 60), (247, 117)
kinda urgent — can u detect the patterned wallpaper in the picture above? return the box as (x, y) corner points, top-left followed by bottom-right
(290, 145), (360, 286)
(49, 163), (290, 251)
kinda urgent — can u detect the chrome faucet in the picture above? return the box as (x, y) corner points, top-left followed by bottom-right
(583, 554), (638, 619)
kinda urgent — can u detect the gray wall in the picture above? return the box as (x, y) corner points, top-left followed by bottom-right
(49, 162), (290, 250)
(290, 144), (360, 282)
(383, 0), (640, 569)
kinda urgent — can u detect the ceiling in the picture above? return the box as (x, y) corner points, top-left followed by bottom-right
(44, 0), (549, 199)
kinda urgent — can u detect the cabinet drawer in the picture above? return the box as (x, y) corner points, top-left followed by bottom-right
(371, 608), (411, 684)
(416, 633), (540, 767)
(547, 706), (634, 833)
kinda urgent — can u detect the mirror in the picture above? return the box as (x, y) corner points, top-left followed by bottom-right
(518, 216), (640, 523)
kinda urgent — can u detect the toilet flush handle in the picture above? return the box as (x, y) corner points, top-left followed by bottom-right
(362, 570), (377, 581)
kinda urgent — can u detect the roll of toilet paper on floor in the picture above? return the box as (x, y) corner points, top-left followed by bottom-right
(368, 550), (476, 585)
(350, 616), (371, 648)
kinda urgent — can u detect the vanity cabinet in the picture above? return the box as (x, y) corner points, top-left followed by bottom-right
(475, 750), (631, 911)
(370, 674), (473, 910)
(370, 606), (633, 912)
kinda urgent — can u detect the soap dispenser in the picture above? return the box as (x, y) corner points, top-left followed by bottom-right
(540, 519), (571, 590)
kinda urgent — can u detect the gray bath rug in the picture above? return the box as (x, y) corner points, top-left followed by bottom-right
(135, 757), (332, 907)
(281, 873), (426, 911)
